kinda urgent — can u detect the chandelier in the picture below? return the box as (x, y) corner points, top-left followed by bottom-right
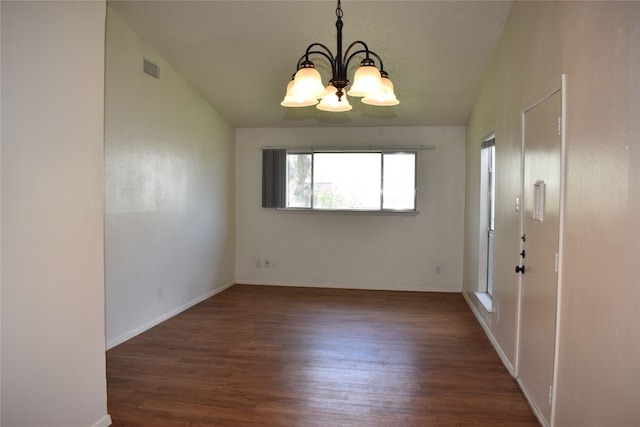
(280, 0), (399, 112)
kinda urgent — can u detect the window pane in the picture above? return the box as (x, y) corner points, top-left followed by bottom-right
(313, 153), (381, 210)
(489, 145), (495, 230)
(287, 153), (312, 208)
(382, 153), (415, 210)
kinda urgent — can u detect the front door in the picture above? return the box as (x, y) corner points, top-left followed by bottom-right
(518, 89), (562, 425)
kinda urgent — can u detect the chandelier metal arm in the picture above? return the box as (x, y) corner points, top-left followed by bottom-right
(296, 49), (337, 78)
(302, 42), (334, 63)
(343, 40), (371, 63)
(344, 48), (386, 74)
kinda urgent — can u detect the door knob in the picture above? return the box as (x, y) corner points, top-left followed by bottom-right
(515, 265), (526, 274)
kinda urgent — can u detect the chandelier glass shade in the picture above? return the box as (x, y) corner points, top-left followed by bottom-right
(280, 79), (319, 107)
(289, 67), (326, 100)
(317, 85), (353, 112)
(362, 74), (399, 106)
(346, 62), (383, 97)
(280, 0), (399, 112)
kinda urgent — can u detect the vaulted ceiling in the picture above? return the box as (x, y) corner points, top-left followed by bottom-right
(108, 1), (512, 128)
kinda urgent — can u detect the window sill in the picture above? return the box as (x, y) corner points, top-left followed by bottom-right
(276, 208), (420, 216)
(475, 292), (493, 312)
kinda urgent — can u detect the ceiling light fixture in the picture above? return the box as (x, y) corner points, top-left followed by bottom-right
(280, 0), (399, 112)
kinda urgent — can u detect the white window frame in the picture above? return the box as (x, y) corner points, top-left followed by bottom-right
(284, 149), (418, 213)
(476, 134), (495, 312)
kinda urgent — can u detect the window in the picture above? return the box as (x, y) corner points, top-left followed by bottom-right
(477, 136), (495, 308)
(264, 149), (417, 211)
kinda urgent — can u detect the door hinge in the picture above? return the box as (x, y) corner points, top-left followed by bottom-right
(557, 116), (563, 136)
(554, 253), (559, 273)
(549, 385), (554, 403)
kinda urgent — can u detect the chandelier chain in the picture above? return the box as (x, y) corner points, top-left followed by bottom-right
(336, 0), (343, 19)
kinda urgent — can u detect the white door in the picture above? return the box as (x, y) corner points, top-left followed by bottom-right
(518, 89), (562, 425)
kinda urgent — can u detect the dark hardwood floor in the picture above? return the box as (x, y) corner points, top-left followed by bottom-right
(107, 285), (539, 426)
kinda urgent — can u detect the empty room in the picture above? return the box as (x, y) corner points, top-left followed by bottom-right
(1, 1), (639, 427)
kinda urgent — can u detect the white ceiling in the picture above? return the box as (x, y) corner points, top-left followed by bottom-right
(108, 0), (512, 128)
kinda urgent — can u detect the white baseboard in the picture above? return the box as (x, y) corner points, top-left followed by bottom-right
(462, 291), (515, 376)
(106, 281), (235, 350)
(517, 378), (550, 427)
(236, 280), (461, 293)
(90, 414), (113, 427)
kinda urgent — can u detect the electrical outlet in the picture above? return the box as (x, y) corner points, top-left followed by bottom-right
(158, 287), (163, 299)
(435, 265), (440, 274)
(271, 260), (278, 269)
(264, 259), (271, 268)
(256, 260), (261, 269)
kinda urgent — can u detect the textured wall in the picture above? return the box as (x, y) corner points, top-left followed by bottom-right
(464, 2), (640, 425)
(236, 126), (465, 292)
(105, 9), (235, 348)
(1, 2), (110, 426)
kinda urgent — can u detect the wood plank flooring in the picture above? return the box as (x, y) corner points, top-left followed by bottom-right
(107, 285), (539, 426)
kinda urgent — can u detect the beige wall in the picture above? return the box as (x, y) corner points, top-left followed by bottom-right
(104, 9), (236, 348)
(0, 1), (111, 426)
(464, 2), (640, 425)
(236, 126), (465, 292)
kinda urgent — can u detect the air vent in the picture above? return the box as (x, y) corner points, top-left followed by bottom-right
(143, 58), (160, 79)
